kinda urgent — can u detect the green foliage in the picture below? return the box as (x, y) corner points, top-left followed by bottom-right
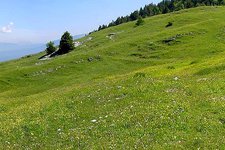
(130, 10), (140, 21)
(45, 41), (56, 55)
(218, 0), (225, 5)
(98, 25), (107, 31)
(135, 17), (145, 26)
(58, 31), (75, 54)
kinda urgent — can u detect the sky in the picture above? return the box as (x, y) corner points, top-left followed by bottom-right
(0, 0), (160, 44)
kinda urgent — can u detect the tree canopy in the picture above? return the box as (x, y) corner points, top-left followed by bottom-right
(46, 41), (56, 55)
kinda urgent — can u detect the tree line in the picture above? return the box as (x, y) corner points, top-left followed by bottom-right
(96, 0), (225, 32)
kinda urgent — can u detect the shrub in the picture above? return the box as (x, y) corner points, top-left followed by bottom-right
(136, 17), (145, 26)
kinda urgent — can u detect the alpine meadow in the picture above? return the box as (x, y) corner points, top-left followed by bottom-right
(0, 1), (225, 150)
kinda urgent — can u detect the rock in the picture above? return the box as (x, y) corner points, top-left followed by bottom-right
(107, 33), (116, 40)
(162, 37), (176, 44)
(74, 41), (82, 47)
(108, 33), (116, 36)
(91, 119), (97, 123)
(197, 78), (207, 82)
(87, 37), (93, 41)
(88, 57), (94, 62)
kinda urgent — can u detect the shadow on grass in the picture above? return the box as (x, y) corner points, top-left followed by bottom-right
(195, 64), (225, 75)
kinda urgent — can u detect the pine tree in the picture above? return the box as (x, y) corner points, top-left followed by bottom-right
(58, 31), (75, 54)
(115, 17), (122, 25)
(168, 0), (175, 11)
(175, 1), (185, 11)
(218, 0), (225, 5)
(108, 21), (116, 27)
(98, 25), (102, 31)
(185, 0), (195, 8)
(139, 7), (146, 18)
(130, 10), (139, 21)
(46, 41), (56, 55)
(101, 25), (107, 29)
(152, 6), (161, 15)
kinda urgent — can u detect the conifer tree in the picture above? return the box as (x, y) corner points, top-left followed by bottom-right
(130, 10), (139, 21)
(58, 31), (75, 54)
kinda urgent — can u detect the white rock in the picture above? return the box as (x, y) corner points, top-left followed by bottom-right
(91, 119), (97, 123)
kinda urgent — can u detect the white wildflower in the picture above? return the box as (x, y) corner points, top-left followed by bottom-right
(117, 86), (122, 89)
(174, 77), (179, 81)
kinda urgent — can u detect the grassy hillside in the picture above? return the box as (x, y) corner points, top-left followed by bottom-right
(0, 6), (225, 149)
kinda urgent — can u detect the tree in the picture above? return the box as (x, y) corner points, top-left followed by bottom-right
(58, 31), (75, 54)
(135, 17), (145, 26)
(218, 0), (224, 5)
(101, 24), (107, 29)
(168, 0), (175, 11)
(46, 41), (56, 55)
(130, 10), (139, 21)
(124, 15), (131, 22)
(98, 25), (102, 31)
(185, 0), (195, 8)
(162, 1), (170, 14)
(175, 1), (185, 11)
(139, 7), (146, 18)
(108, 21), (116, 27)
(152, 6), (161, 15)
(115, 17), (122, 25)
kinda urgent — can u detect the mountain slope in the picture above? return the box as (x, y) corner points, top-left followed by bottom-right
(0, 6), (225, 149)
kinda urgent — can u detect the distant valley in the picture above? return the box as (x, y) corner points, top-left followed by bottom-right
(0, 34), (85, 62)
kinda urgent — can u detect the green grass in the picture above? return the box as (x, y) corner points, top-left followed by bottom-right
(0, 6), (225, 149)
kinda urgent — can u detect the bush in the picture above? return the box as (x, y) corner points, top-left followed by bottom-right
(135, 17), (145, 26)
(46, 41), (56, 55)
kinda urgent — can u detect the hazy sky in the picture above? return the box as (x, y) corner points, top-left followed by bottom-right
(0, 0), (160, 44)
